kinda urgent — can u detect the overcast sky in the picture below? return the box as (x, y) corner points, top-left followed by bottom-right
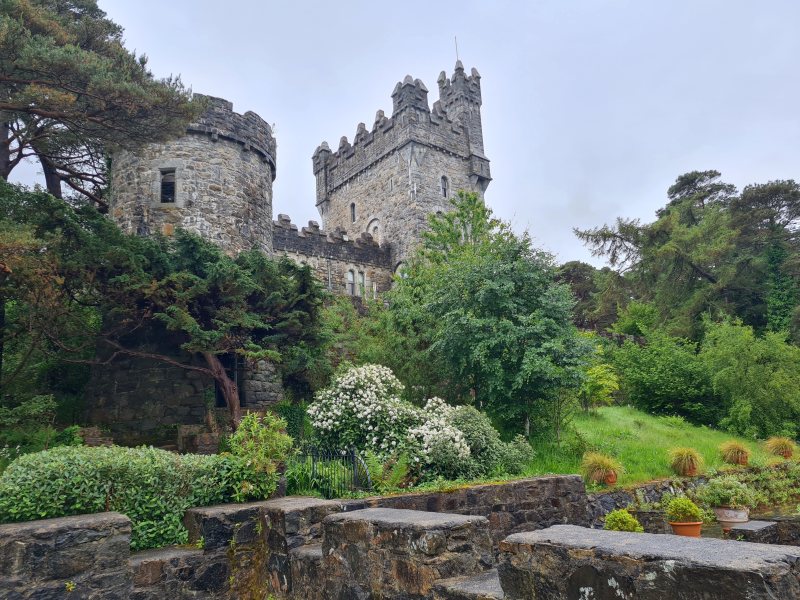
(15, 1), (800, 265)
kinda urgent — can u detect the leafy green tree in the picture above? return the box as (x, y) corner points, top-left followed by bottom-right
(0, 0), (200, 204)
(577, 344), (619, 413)
(391, 191), (591, 437)
(576, 171), (800, 340)
(700, 320), (800, 438)
(0, 182), (325, 425)
(610, 330), (715, 424)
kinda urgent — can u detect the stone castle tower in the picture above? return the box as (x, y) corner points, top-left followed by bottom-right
(109, 95), (277, 255)
(96, 64), (489, 444)
(313, 61), (491, 269)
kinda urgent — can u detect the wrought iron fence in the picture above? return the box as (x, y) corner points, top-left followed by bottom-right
(285, 447), (372, 499)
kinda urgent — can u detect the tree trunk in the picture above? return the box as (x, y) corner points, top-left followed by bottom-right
(0, 120), (11, 181)
(202, 352), (242, 427)
(38, 154), (63, 198)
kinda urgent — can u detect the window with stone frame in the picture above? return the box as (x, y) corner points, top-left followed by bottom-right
(358, 271), (365, 297)
(440, 176), (449, 198)
(350, 202), (356, 223)
(346, 270), (355, 295)
(160, 169), (176, 203)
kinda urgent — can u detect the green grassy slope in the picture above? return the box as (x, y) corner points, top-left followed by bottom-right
(525, 406), (777, 487)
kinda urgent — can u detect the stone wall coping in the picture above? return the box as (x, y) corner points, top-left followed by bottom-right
(501, 524), (800, 570)
(129, 545), (203, 566)
(730, 520), (779, 533)
(261, 496), (346, 512)
(324, 507), (489, 529)
(0, 510), (131, 537)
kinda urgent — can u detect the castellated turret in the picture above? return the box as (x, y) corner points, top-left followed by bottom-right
(313, 63), (491, 268)
(109, 95), (277, 255)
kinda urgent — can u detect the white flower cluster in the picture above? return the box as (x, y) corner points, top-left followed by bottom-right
(307, 364), (418, 455)
(407, 398), (470, 467)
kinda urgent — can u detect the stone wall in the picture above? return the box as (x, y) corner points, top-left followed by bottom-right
(498, 525), (800, 599)
(4, 476), (800, 599)
(313, 63), (491, 266)
(347, 475), (590, 547)
(110, 95), (275, 256)
(272, 214), (393, 296)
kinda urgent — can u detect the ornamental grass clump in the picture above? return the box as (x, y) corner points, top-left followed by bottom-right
(603, 509), (643, 533)
(765, 436), (797, 459)
(719, 440), (750, 466)
(581, 452), (622, 485)
(668, 447), (703, 476)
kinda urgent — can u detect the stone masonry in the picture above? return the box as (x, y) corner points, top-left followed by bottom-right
(313, 62), (491, 268)
(95, 64), (490, 442)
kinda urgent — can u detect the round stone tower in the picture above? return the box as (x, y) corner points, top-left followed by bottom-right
(109, 94), (276, 255)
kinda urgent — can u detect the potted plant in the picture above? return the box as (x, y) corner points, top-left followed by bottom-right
(665, 497), (703, 538)
(719, 440), (750, 466)
(581, 452), (623, 485)
(765, 436), (797, 460)
(696, 475), (758, 532)
(668, 447), (703, 477)
(603, 509), (644, 533)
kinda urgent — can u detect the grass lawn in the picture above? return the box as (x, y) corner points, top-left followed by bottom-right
(525, 405), (779, 488)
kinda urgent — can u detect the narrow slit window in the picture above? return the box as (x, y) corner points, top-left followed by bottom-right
(350, 202), (356, 223)
(358, 272), (365, 297)
(440, 176), (449, 198)
(160, 169), (176, 203)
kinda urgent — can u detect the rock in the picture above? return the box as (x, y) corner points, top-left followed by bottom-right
(433, 569), (505, 599)
(498, 524), (800, 599)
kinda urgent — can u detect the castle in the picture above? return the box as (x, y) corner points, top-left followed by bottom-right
(89, 63), (490, 443)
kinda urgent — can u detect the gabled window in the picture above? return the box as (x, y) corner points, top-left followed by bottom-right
(440, 176), (449, 198)
(160, 169), (176, 203)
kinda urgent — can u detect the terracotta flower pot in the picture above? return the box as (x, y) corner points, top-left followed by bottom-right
(604, 471), (618, 485)
(781, 449), (792, 460)
(713, 506), (749, 533)
(669, 521), (702, 538)
(736, 456), (749, 466)
(684, 465), (698, 477)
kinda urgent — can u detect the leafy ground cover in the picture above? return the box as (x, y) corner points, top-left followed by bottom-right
(525, 406), (777, 486)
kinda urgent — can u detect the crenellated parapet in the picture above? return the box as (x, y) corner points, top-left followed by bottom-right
(272, 214), (392, 268)
(189, 94), (277, 179)
(313, 64), (489, 206)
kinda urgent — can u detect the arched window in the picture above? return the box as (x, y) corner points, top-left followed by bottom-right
(440, 176), (449, 198)
(160, 169), (176, 203)
(366, 218), (381, 244)
(350, 202), (356, 223)
(346, 270), (355, 295)
(358, 272), (365, 297)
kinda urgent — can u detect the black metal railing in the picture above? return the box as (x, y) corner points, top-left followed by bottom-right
(285, 447), (372, 499)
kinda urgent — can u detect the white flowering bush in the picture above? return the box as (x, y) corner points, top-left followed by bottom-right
(308, 364), (420, 455)
(407, 398), (470, 480)
(308, 366), (534, 484)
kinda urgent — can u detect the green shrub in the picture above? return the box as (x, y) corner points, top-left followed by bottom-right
(497, 435), (536, 475)
(603, 509), (643, 532)
(696, 475), (758, 509)
(665, 497), (703, 523)
(0, 417), (291, 551)
(226, 412), (293, 501)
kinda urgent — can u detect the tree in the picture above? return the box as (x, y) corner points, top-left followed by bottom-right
(700, 320), (800, 439)
(575, 171), (800, 339)
(391, 191), (591, 437)
(0, 182), (326, 425)
(0, 0), (200, 205)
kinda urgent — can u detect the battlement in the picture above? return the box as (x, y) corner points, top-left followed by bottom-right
(272, 214), (392, 268)
(437, 61), (482, 109)
(313, 64), (486, 201)
(188, 94), (277, 178)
